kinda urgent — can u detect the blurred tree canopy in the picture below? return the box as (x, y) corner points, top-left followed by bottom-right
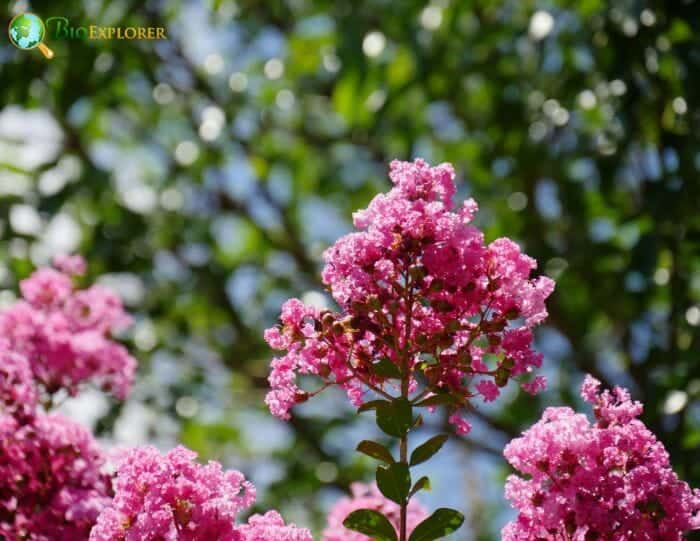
(1, 0), (700, 538)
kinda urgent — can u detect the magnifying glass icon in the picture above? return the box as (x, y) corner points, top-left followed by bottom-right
(8, 13), (55, 59)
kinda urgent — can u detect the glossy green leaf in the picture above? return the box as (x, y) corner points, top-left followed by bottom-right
(376, 463), (411, 505)
(376, 398), (413, 437)
(414, 394), (460, 408)
(409, 475), (431, 497)
(409, 434), (448, 466)
(343, 509), (398, 541)
(357, 440), (394, 464)
(408, 508), (465, 541)
(372, 358), (402, 379)
(358, 400), (390, 413)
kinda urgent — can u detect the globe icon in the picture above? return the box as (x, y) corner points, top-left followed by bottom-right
(8, 13), (53, 58)
(8, 13), (45, 50)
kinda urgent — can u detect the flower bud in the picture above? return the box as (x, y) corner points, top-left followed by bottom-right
(318, 364), (331, 378)
(174, 499), (193, 526)
(495, 367), (509, 387)
(322, 312), (335, 328)
(531, 492), (544, 507)
(340, 316), (360, 335)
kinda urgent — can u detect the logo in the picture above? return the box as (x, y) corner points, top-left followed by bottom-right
(45, 17), (167, 41)
(8, 13), (54, 59)
(8, 13), (168, 59)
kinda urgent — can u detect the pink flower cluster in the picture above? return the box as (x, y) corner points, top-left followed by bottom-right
(239, 511), (315, 541)
(0, 256), (127, 539)
(0, 345), (37, 420)
(0, 255), (136, 400)
(0, 257), (311, 541)
(502, 376), (700, 540)
(0, 411), (112, 540)
(323, 483), (427, 541)
(90, 446), (311, 541)
(265, 159), (554, 432)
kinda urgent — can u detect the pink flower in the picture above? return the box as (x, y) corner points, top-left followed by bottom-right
(0, 258), (137, 400)
(0, 412), (111, 540)
(520, 375), (546, 395)
(53, 254), (87, 276)
(19, 267), (73, 307)
(448, 412), (472, 435)
(476, 380), (500, 402)
(502, 376), (700, 540)
(323, 483), (427, 541)
(265, 159), (554, 432)
(239, 511), (312, 541)
(90, 445), (307, 541)
(89, 445), (256, 541)
(0, 345), (37, 419)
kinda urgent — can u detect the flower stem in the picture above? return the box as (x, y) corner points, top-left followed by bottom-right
(398, 272), (414, 541)
(399, 430), (408, 541)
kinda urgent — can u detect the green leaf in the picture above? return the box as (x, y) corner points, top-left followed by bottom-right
(409, 475), (431, 498)
(358, 400), (390, 413)
(409, 434), (449, 466)
(376, 463), (411, 505)
(408, 508), (465, 541)
(343, 509), (398, 541)
(414, 394), (460, 408)
(372, 358), (402, 379)
(357, 440), (395, 463)
(375, 398), (413, 437)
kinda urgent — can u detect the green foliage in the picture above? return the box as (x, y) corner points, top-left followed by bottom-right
(409, 435), (449, 467)
(343, 509), (398, 541)
(376, 462), (411, 505)
(408, 509), (466, 541)
(375, 398), (414, 438)
(413, 394), (460, 408)
(357, 440), (395, 464)
(372, 358), (403, 379)
(409, 476), (431, 498)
